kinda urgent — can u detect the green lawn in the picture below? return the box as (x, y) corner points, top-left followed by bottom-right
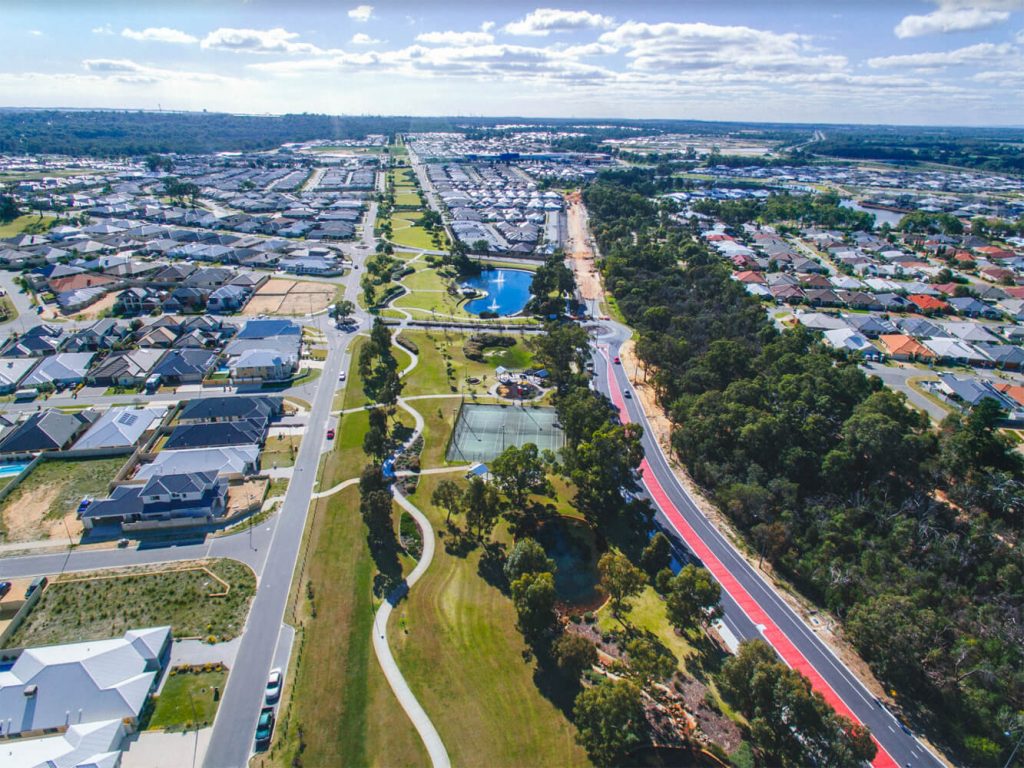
(149, 669), (227, 732)
(268, 486), (427, 768)
(0, 215), (43, 238)
(393, 191), (422, 207)
(389, 473), (592, 768)
(390, 213), (444, 251)
(0, 456), (127, 541)
(397, 329), (531, 397)
(9, 559), (256, 646)
(261, 434), (303, 470)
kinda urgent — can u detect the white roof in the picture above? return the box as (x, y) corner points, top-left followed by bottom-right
(0, 357), (38, 388)
(823, 328), (875, 353)
(0, 626), (170, 736)
(134, 444), (259, 479)
(0, 718), (124, 768)
(73, 407), (164, 450)
(21, 353), (95, 387)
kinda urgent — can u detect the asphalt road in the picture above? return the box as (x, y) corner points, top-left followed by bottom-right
(590, 320), (942, 768)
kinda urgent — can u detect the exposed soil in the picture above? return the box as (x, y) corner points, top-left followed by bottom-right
(243, 279), (336, 316)
(564, 191), (604, 305)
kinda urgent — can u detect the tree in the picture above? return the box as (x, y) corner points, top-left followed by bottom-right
(463, 476), (503, 539)
(639, 532), (671, 578)
(510, 570), (556, 640)
(552, 633), (598, 680)
(334, 298), (355, 321)
(504, 537), (555, 583)
(664, 564), (722, 633)
(598, 552), (646, 620)
(490, 442), (552, 509)
(362, 408), (390, 462)
(472, 238), (489, 253)
(569, 423), (644, 522)
(0, 194), (20, 224)
(528, 321), (591, 391)
(719, 641), (877, 768)
(573, 679), (646, 767)
(430, 478), (463, 524)
(622, 635), (677, 689)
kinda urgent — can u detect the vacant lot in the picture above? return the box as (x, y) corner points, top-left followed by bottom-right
(8, 558), (256, 647)
(149, 668), (227, 732)
(243, 279), (337, 316)
(0, 457), (126, 543)
(261, 433), (303, 470)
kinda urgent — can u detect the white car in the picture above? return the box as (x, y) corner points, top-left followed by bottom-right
(265, 668), (283, 704)
(339, 372), (347, 381)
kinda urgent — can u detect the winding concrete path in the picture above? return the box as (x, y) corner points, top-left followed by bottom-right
(373, 488), (450, 768)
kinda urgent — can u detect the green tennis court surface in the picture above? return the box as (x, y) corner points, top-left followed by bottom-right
(446, 403), (564, 463)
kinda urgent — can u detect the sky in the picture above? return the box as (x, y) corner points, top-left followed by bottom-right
(3, 0), (1023, 126)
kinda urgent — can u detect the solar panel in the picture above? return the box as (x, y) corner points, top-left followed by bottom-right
(118, 413), (139, 426)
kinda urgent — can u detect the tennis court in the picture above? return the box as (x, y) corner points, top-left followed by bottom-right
(446, 403), (565, 463)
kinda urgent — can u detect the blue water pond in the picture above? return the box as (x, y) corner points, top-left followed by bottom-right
(462, 268), (534, 317)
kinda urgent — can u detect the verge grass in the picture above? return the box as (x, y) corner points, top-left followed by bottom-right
(267, 486), (426, 768)
(149, 669), (227, 731)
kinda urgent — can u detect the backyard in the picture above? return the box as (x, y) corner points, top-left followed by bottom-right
(7, 558), (256, 646)
(0, 456), (126, 543)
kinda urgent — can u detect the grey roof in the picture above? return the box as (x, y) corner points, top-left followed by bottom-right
(0, 409), (95, 452)
(178, 395), (281, 423)
(21, 352), (95, 387)
(74, 407), (164, 450)
(164, 418), (266, 450)
(142, 470), (218, 497)
(134, 444), (259, 480)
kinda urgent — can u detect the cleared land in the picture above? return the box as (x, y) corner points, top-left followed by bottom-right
(149, 668), (227, 732)
(389, 473), (592, 768)
(260, 433), (303, 470)
(243, 279), (338, 316)
(7, 559), (256, 647)
(0, 456), (125, 543)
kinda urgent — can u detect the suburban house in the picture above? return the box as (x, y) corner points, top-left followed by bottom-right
(87, 349), (167, 387)
(0, 357), (38, 393)
(0, 626), (170, 735)
(177, 395), (281, 424)
(0, 409), (96, 452)
(133, 444), (259, 481)
(230, 349), (292, 383)
(20, 352), (95, 390)
(878, 334), (937, 362)
(73, 407), (165, 451)
(80, 471), (229, 529)
(151, 349), (218, 385)
(223, 320), (301, 384)
(163, 419), (267, 450)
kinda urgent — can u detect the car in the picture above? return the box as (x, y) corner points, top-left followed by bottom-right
(623, 390), (632, 399)
(339, 372), (346, 381)
(613, 356), (621, 364)
(326, 429), (335, 440)
(117, 537), (130, 548)
(255, 706), (275, 748)
(0, 581), (11, 599)
(76, 497), (92, 514)
(899, 723), (913, 736)
(265, 668), (282, 704)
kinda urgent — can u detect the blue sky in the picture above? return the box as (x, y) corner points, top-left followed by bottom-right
(3, 1), (1023, 126)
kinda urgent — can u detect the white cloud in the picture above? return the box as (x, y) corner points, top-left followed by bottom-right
(29, 29), (43, 37)
(894, 1), (1021, 38)
(351, 33), (382, 45)
(416, 30), (495, 46)
(868, 41), (1013, 68)
(1016, 28), (1024, 41)
(504, 8), (614, 36)
(122, 27), (198, 45)
(348, 5), (374, 23)
(81, 57), (241, 87)
(481, 21), (496, 33)
(201, 27), (324, 54)
(599, 21), (846, 74)
(92, 24), (114, 35)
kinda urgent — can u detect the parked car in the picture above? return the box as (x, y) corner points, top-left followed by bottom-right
(326, 428), (335, 440)
(77, 497), (93, 514)
(255, 706), (275, 748)
(117, 538), (130, 548)
(0, 581), (11, 599)
(265, 668), (282, 704)
(25, 575), (47, 599)
(613, 356), (621, 364)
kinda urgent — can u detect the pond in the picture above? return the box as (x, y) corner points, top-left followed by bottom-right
(461, 268), (534, 317)
(839, 199), (905, 229)
(535, 516), (603, 610)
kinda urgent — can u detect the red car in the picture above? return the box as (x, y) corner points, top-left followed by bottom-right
(613, 356), (621, 364)
(326, 429), (335, 440)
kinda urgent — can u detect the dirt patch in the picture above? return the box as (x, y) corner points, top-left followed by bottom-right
(3, 484), (61, 542)
(226, 478), (268, 515)
(69, 290), (118, 320)
(565, 192), (604, 304)
(243, 279), (336, 316)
